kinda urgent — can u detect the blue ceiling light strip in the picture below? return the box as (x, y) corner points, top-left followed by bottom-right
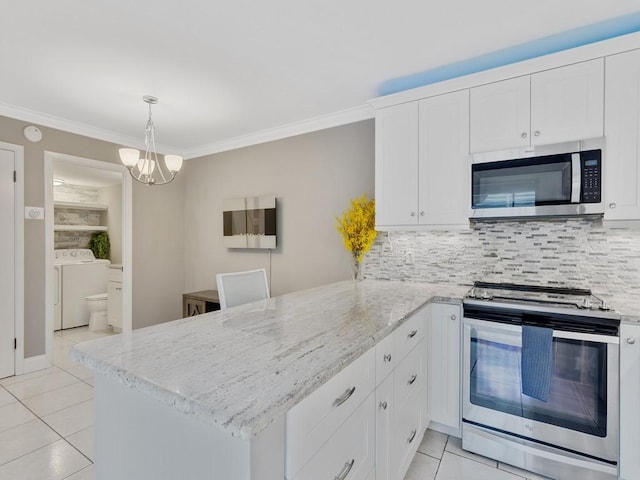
(378, 11), (640, 96)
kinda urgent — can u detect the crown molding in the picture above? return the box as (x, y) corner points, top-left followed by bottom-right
(0, 101), (176, 154)
(182, 104), (374, 160)
(0, 100), (373, 160)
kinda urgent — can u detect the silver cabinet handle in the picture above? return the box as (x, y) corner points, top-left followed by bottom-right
(383, 353), (392, 363)
(332, 386), (356, 408)
(407, 329), (418, 339)
(627, 337), (636, 345)
(407, 429), (417, 444)
(379, 401), (388, 410)
(408, 374), (417, 385)
(334, 459), (355, 480)
(521, 132), (527, 138)
(410, 212), (416, 217)
(534, 130), (540, 136)
(450, 314), (457, 321)
(609, 203), (617, 209)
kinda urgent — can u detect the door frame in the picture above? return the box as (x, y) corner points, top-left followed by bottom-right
(0, 142), (25, 376)
(44, 152), (132, 367)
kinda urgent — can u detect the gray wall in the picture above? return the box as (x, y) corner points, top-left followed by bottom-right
(99, 184), (123, 264)
(0, 115), (185, 357)
(184, 120), (375, 296)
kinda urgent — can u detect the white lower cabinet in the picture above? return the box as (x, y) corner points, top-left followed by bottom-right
(619, 323), (640, 480)
(427, 302), (462, 436)
(292, 394), (376, 480)
(376, 339), (426, 480)
(286, 306), (430, 480)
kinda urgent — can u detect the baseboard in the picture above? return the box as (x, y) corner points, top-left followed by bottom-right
(429, 420), (462, 438)
(22, 354), (52, 374)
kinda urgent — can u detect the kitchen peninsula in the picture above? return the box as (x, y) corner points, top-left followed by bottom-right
(71, 280), (467, 480)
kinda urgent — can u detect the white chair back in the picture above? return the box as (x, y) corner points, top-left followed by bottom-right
(216, 269), (270, 310)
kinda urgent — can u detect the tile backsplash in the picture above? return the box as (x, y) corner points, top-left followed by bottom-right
(363, 218), (640, 297)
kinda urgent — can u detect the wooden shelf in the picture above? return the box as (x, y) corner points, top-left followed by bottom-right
(54, 225), (108, 232)
(54, 201), (108, 211)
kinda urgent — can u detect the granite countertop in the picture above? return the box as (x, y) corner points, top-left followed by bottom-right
(70, 280), (468, 440)
(599, 292), (640, 324)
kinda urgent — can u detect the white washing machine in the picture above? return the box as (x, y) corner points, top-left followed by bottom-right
(54, 249), (110, 330)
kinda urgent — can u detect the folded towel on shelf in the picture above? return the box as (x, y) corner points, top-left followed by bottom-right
(521, 325), (554, 402)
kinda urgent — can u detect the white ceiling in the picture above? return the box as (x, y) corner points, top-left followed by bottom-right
(53, 161), (122, 188)
(1, 2), (638, 158)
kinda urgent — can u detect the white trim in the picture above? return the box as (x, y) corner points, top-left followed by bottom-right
(368, 31), (640, 109)
(0, 142), (25, 375)
(44, 152), (133, 366)
(0, 101), (177, 155)
(22, 354), (49, 374)
(182, 105), (374, 159)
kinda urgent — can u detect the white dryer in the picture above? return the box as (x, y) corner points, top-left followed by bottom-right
(54, 249), (110, 330)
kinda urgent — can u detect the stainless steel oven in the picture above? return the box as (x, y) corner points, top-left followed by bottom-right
(462, 283), (620, 480)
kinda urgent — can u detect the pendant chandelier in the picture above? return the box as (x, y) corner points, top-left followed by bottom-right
(119, 95), (183, 186)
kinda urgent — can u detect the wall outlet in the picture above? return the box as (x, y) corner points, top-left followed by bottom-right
(405, 250), (414, 265)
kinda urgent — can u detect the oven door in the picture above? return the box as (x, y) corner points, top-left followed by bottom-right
(462, 317), (619, 464)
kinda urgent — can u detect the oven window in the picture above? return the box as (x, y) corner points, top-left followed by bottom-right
(472, 158), (572, 209)
(469, 336), (607, 437)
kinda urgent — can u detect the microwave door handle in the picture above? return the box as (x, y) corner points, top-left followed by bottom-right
(571, 153), (581, 203)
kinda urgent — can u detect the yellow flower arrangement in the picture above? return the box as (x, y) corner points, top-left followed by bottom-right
(335, 195), (377, 270)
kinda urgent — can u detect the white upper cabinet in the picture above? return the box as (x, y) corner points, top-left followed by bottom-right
(531, 59), (604, 146)
(375, 102), (420, 227)
(470, 59), (604, 153)
(604, 49), (640, 221)
(470, 75), (530, 153)
(418, 90), (470, 225)
(375, 91), (470, 229)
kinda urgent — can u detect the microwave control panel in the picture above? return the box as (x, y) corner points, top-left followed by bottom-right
(581, 151), (601, 203)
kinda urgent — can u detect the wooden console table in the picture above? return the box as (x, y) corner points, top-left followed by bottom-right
(182, 290), (220, 317)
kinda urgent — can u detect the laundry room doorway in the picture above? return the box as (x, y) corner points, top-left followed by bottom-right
(44, 152), (132, 367)
(0, 142), (24, 379)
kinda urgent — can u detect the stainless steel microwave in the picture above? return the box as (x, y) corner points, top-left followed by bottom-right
(470, 140), (604, 219)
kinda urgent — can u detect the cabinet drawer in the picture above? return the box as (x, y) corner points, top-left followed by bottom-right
(394, 341), (424, 409)
(292, 394), (375, 480)
(375, 332), (395, 385)
(286, 348), (375, 478)
(394, 310), (424, 363)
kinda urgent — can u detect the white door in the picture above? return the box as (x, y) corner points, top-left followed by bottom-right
(469, 75), (530, 153)
(428, 303), (461, 434)
(604, 48), (640, 221)
(419, 90), (470, 225)
(375, 102), (419, 227)
(530, 58), (604, 146)
(0, 149), (15, 378)
(620, 323), (640, 480)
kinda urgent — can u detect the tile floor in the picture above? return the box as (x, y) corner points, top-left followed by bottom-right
(0, 327), (550, 480)
(0, 327), (113, 480)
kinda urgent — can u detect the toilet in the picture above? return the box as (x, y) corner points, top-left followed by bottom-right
(86, 293), (108, 331)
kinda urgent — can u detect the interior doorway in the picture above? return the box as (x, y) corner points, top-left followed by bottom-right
(44, 152), (132, 368)
(0, 142), (24, 378)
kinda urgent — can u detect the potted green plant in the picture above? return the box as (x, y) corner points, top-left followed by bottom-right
(89, 231), (110, 260)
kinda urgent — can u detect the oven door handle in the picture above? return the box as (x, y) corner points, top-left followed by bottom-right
(552, 329), (619, 344)
(463, 317), (619, 345)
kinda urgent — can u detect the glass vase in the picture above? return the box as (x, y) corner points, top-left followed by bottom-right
(351, 256), (362, 281)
